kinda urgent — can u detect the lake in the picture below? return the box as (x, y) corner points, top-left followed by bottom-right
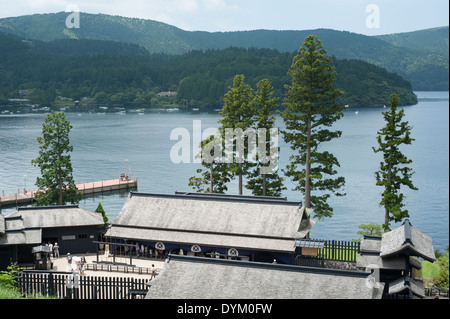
(0, 91), (448, 251)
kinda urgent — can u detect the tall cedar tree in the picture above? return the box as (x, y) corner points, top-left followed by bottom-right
(219, 74), (256, 195)
(188, 135), (231, 193)
(32, 111), (81, 206)
(373, 93), (417, 231)
(245, 79), (285, 196)
(281, 35), (345, 219)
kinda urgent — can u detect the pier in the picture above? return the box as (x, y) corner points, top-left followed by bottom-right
(0, 177), (137, 208)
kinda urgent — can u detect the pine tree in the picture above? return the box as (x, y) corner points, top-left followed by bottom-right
(245, 79), (285, 196)
(281, 35), (345, 219)
(188, 135), (231, 194)
(373, 93), (418, 230)
(95, 202), (108, 225)
(31, 111), (81, 206)
(219, 74), (256, 195)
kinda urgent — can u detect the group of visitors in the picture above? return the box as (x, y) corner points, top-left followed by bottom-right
(66, 253), (87, 275)
(38, 241), (60, 269)
(122, 242), (167, 259)
(40, 241), (60, 258)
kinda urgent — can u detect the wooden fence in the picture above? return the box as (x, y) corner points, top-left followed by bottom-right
(85, 263), (150, 274)
(318, 240), (360, 262)
(17, 270), (148, 299)
(425, 287), (449, 298)
(295, 239), (360, 267)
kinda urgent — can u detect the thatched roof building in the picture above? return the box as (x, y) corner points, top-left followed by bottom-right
(0, 205), (104, 269)
(145, 254), (384, 299)
(357, 219), (436, 299)
(105, 192), (315, 263)
(4, 205), (104, 234)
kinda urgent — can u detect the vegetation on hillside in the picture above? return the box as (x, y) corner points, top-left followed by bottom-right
(0, 32), (417, 109)
(0, 13), (447, 90)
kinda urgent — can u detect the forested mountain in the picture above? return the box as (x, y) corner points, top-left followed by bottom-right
(376, 26), (449, 56)
(0, 12), (448, 90)
(0, 31), (417, 108)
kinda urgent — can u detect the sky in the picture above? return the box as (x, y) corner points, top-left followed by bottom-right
(0, 0), (448, 35)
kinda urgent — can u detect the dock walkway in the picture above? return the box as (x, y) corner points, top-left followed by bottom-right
(0, 178), (137, 208)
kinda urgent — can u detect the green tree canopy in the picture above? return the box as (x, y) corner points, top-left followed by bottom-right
(281, 35), (345, 219)
(219, 74), (256, 195)
(373, 93), (418, 230)
(31, 111), (81, 206)
(245, 79), (285, 196)
(188, 135), (231, 194)
(95, 202), (108, 225)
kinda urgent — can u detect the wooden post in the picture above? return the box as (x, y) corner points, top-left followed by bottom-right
(129, 247), (132, 266)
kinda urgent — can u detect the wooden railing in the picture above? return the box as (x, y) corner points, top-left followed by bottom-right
(17, 270), (148, 299)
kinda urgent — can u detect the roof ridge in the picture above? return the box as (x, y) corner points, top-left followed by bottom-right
(18, 205), (79, 211)
(130, 191), (302, 206)
(166, 254), (371, 278)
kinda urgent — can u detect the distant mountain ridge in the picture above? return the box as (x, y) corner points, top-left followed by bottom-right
(0, 12), (448, 90)
(0, 30), (418, 108)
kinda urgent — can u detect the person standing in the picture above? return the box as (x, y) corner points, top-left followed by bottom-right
(54, 242), (60, 258)
(135, 242), (140, 258)
(66, 253), (73, 271)
(150, 264), (156, 280)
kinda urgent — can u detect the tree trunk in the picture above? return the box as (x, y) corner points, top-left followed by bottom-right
(385, 162), (392, 228)
(238, 163), (243, 195)
(59, 167), (63, 205)
(304, 114), (312, 208)
(58, 149), (63, 205)
(262, 174), (267, 196)
(210, 164), (214, 193)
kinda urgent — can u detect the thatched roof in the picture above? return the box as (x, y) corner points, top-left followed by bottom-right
(380, 219), (435, 262)
(0, 215), (42, 245)
(388, 276), (425, 298)
(106, 192), (314, 253)
(357, 220), (435, 271)
(357, 252), (422, 271)
(6, 205), (104, 229)
(145, 255), (384, 299)
(0, 205), (103, 246)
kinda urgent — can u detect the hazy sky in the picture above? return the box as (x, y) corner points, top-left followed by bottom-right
(0, 0), (448, 35)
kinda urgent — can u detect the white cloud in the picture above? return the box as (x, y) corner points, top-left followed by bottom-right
(201, 0), (226, 11)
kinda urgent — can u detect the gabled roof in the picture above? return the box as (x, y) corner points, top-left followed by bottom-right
(6, 205), (104, 229)
(145, 255), (384, 299)
(0, 205), (103, 246)
(357, 252), (422, 271)
(388, 275), (425, 298)
(0, 215), (42, 245)
(357, 220), (436, 272)
(380, 219), (436, 262)
(106, 192), (314, 253)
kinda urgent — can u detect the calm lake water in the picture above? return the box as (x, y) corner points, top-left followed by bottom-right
(1, 91), (448, 251)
